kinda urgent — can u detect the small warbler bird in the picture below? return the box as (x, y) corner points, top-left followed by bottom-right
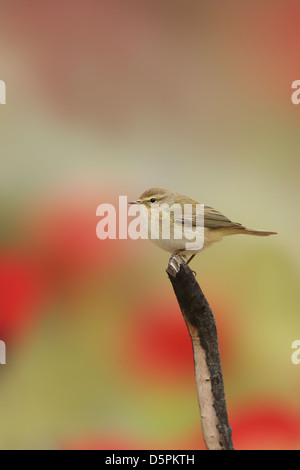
(129, 188), (277, 264)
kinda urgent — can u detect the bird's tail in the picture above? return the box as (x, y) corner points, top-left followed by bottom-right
(237, 226), (277, 237)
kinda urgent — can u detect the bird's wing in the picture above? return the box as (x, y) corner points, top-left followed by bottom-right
(174, 203), (243, 229)
(203, 206), (243, 229)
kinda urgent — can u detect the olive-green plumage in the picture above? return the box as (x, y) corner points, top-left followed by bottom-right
(130, 188), (277, 263)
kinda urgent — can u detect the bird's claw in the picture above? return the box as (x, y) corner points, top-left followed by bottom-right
(168, 254), (183, 275)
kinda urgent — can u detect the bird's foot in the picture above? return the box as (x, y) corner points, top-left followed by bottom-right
(168, 254), (184, 275)
(168, 250), (188, 274)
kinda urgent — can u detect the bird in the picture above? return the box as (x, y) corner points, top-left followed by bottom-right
(129, 187), (277, 264)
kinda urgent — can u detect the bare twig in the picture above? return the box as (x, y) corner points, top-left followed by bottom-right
(166, 255), (234, 450)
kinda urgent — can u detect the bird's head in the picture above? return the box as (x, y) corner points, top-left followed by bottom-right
(129, 188), (174, 207)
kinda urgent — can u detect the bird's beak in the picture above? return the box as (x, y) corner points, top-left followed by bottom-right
(128, 200), (141, 204)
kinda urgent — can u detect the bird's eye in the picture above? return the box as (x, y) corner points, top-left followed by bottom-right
(150, 198), (157, 203)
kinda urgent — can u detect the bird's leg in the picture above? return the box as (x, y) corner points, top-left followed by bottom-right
(186, 254), (196, 265)
(169, 250), (197, 275)
(168, 250), (187, 273)
(170, 249), (187, 263)
(186, 254), (197, 277)
(168, 250), (185, 275)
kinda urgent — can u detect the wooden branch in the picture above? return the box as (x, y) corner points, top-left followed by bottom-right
(166, 255), (234, 451)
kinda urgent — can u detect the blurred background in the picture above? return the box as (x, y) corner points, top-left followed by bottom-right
(0, 0), (300, 450)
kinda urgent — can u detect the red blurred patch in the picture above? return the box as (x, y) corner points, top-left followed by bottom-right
(231, 400), (300, 450)
(30, 201), (127, 289)
(37, 209), (106, 274)
(0, 253), (46, 341)
(124, 297), (194, 382)
(124, 293), (233, 383)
